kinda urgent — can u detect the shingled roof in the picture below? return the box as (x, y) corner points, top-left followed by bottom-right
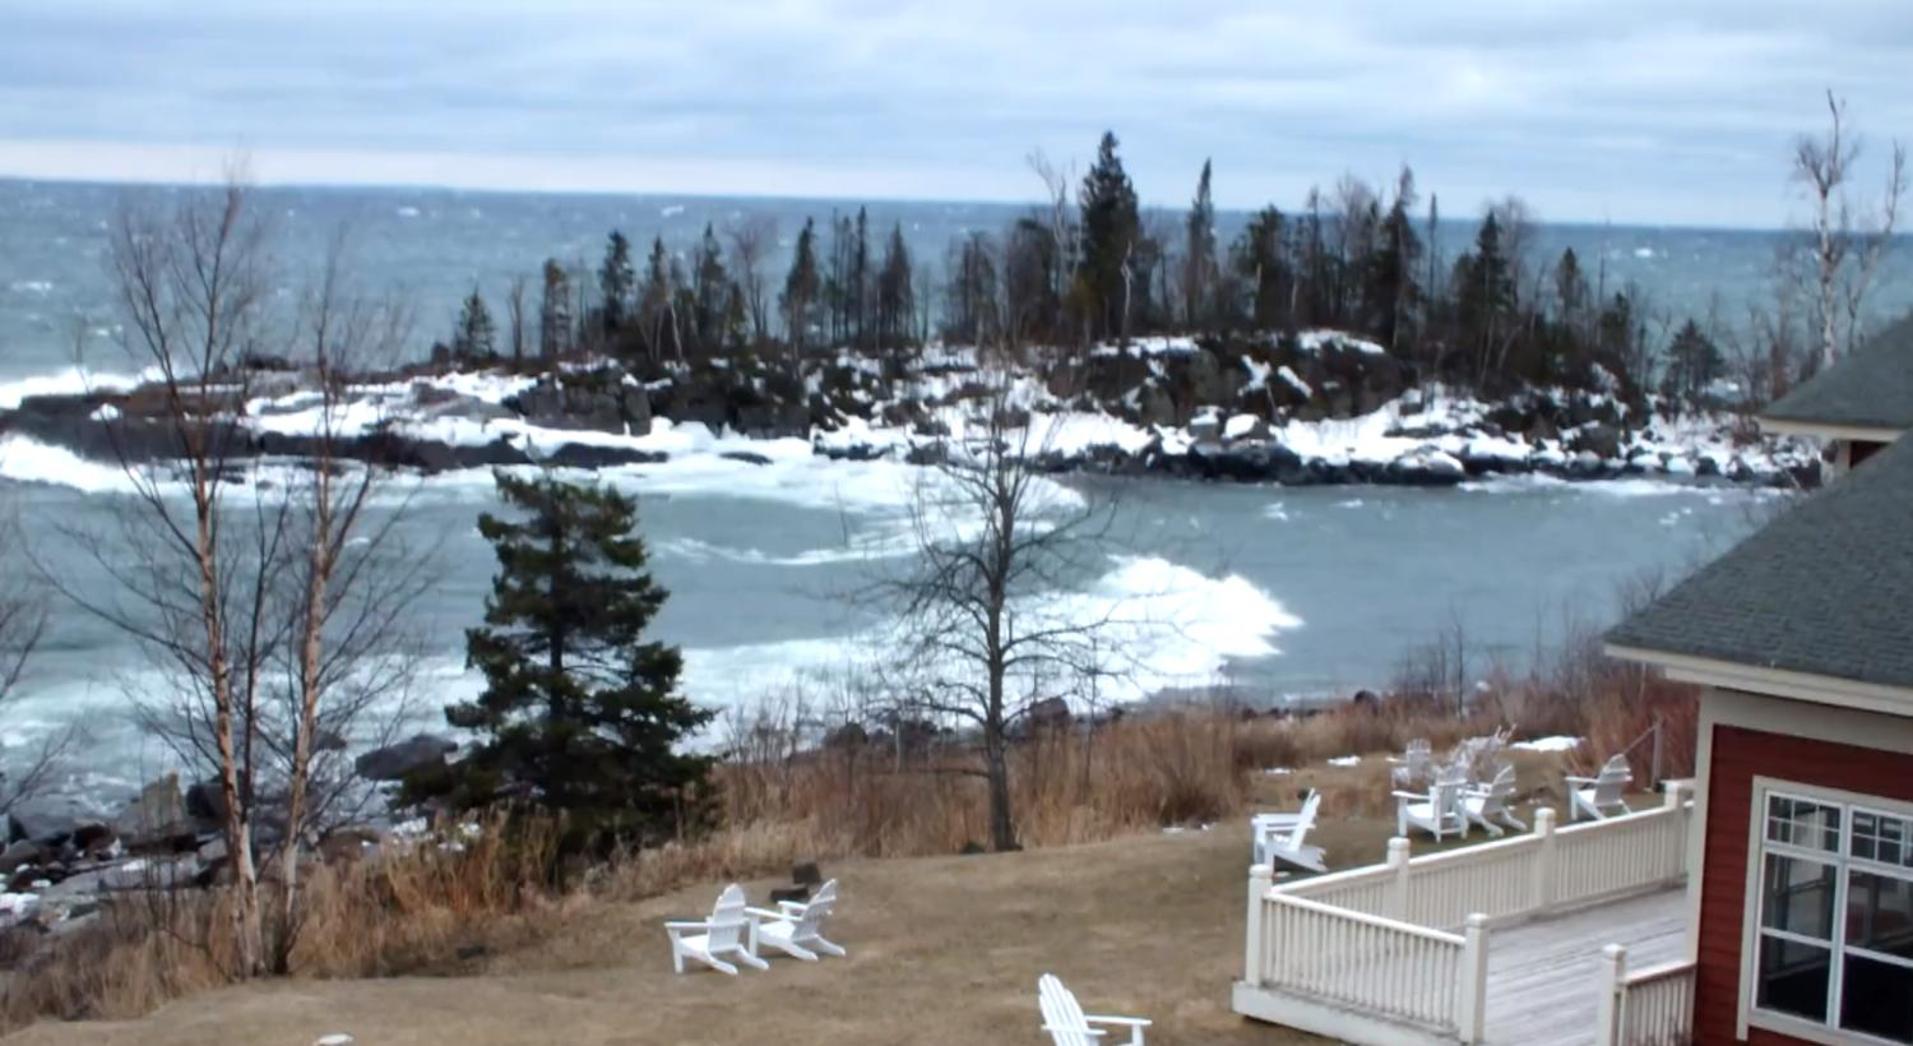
(1606, 435), (1913, 692)
(1760, 315), (1913, 435)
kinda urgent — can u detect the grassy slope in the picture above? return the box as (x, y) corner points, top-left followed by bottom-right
(7, 819), (1365, 1046)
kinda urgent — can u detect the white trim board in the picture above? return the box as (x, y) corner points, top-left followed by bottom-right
(1756, 418), (1903, 443)
(1604, 647), (1913, 718)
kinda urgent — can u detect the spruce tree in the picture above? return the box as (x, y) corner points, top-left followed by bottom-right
(1231, 206), (1288, 330)
(782, 218), (821, 353)
(1365, 166), (1423, 355)
(539, 259), (572, 362)
(876, 222), (914, 355)
(640, 236), (677, 361)
(1183, 159), (1217, 330)
(1662, 319), (1725, 404)
(599, 230), (636, 332)
(1077, 131), (1141, 343)
(416, 471), (713, 853)
(691, 223), (732, 354)
(452, 287), (497, 361)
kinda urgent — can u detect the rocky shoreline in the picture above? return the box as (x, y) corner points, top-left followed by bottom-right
(0, 330), (1820, 493)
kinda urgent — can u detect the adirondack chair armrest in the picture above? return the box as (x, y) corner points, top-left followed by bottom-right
(1391, 790), (1430, 801)
(663, 920), (713, 935)
(1042, 1026), (1106, 1038)
(776, 899), (812, 916)
(1562, 775), (1597, 787)
(742, 906), (792, 923)
(1084, 1015), (1152, 1027)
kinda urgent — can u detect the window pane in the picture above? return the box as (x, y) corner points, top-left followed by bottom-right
(1849, 871), (1913, 961)
(1758, 935), (1831, 1022)
(1766, 795), (1842, 852)
(1855, 811), (1913, 870)
(1841, 953), (1913, 1043)
(1764, 854), (1837, 940)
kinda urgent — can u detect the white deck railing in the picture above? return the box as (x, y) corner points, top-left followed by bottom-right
(1595, 949), (1696, 1046)
(1240, 784), (1694, 1045)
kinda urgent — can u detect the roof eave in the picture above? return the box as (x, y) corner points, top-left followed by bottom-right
(1605, 643), (1913, 718)
(1756, 417), (1905, 443)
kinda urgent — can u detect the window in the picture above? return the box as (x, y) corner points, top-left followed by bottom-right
(1754, 789), (1913, 1043)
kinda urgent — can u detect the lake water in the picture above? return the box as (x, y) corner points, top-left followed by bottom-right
(0, 178), (1824, 796)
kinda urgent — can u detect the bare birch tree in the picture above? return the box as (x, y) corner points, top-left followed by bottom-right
(726, 214), (777, 348)
(1791, 91), (1907, 370)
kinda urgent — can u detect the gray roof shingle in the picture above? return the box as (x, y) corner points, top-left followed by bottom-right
(1606, 435), (1913, 691)
(1760, 315), (1913, 433)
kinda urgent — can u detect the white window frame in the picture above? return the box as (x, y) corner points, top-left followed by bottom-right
(1740, 777), (1913, 1045)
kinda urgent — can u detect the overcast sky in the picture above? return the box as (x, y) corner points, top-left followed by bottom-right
(2, 1), (1910, 227)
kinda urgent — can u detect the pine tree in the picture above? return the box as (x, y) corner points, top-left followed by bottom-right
(1231, 206), (1288, 330)
(851, 207), (871, 348)
(640, 236), (677, 361)
(538, 259), (572, 362)
(452, 286), (497, 361)
(1183, 159), (1218, 330)
(1662, 319), (1725, 404)
(781, 218), (821, 354)
(1365, 166), (1423, 355)
(1453, 212), (1516, 369)
(599, 231), (636, 333)
(1077, 131), (1141, 343)
(413, 471), (713, 853)
(876, 222), (914, 355)
(691, 223), (733, 355)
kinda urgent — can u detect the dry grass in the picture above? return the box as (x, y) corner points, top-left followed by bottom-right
(0, 643), (1700, 1037)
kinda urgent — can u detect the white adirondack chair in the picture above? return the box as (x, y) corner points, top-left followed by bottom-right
(746, 877), (846, 961)
(665, 883), (769, 975)
(1395, 762), (1470, 841)
(1038, 973), (1150, 1046)
(1460, 764), (1527, 836)
(1567, 754), (1634, 822)
(1388, 738), (1434, 788)
(1251, 791), (1326, 873)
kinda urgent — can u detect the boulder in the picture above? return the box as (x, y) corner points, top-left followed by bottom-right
(354, 734), (458, 782)
(1571, 423), (1623, 461)
(0, 840), (45, 874)
(114, 775), (190, 849)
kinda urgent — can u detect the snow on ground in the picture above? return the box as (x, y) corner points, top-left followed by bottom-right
(1511, 735), (1584, 753)
(0, 366), (160, 409)
(1327, 755), (1362, 767)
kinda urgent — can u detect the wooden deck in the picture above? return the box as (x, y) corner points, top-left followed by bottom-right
(1483, 888), (1687, 1046)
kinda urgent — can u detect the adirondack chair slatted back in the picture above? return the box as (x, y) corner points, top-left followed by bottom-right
(1431, 763), (1470, 820)
(706, 883), (749, 951)
(1039, 974), (1095, 1046)
(1287, 791), (1322, 847)
(1594, 753), (1631, 805)
(793, 878), (838, 937)
(1485, 764), (1515, 800)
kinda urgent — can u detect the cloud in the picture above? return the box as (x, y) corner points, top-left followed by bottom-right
(1, 1), (1908, 226)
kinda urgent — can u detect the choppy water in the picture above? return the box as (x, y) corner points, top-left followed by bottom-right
(0, 178), (1825, 798)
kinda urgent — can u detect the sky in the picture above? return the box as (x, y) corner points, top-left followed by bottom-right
(2, 1), (1911, 228)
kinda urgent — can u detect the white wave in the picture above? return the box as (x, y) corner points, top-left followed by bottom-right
(8, 280), (52, 296)
(660, 204), (686, 218)
(655, 531), (913, 568)
(0, 435), (137, 493)
(0, 366), (158, 410)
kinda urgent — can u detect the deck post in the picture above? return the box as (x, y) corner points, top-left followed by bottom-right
(1594, 943), (1628, 1046)
(1387, 836), (1411, 920)
(1530, 807), (1557, 912)
(1663, 780), (1689, 883)
(1244, 863), (1272, 988)
(1456, 913), (1490, 1044)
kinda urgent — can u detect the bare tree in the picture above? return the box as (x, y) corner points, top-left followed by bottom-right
(505, 273), (528, 372)
(1791, 91), (1907, 370)
(55, 181), (430, 978)
(876, 378), (1119, 851)
(726, 213), (777, 347)
(0, 514), (63, 813)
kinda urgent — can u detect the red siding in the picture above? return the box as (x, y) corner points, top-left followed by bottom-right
(1697, 723), (1913, 1043)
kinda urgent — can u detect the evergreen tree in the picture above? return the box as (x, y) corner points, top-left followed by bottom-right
(599, 231), (636, 333)
(690, 223), (733, 355)
(1554, 248), (1589, 330)
(1662, 318), (1725, 404)
(1182, 159), (1217, 330)
(851, 207), (871, 348)
(1453, 212), (1516, 368)
(452, 286), (497, 361)
(413, 471), (713, 853)
(1365, 167), (1423, 354)
(1231, 206), (1289, 330)
(538, 259), (572, 362)
(876, 222), (915, 355)
(640, 236), (678, 361)
(781, 218), (821, 354)
(1076, 130), (1141, 343)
